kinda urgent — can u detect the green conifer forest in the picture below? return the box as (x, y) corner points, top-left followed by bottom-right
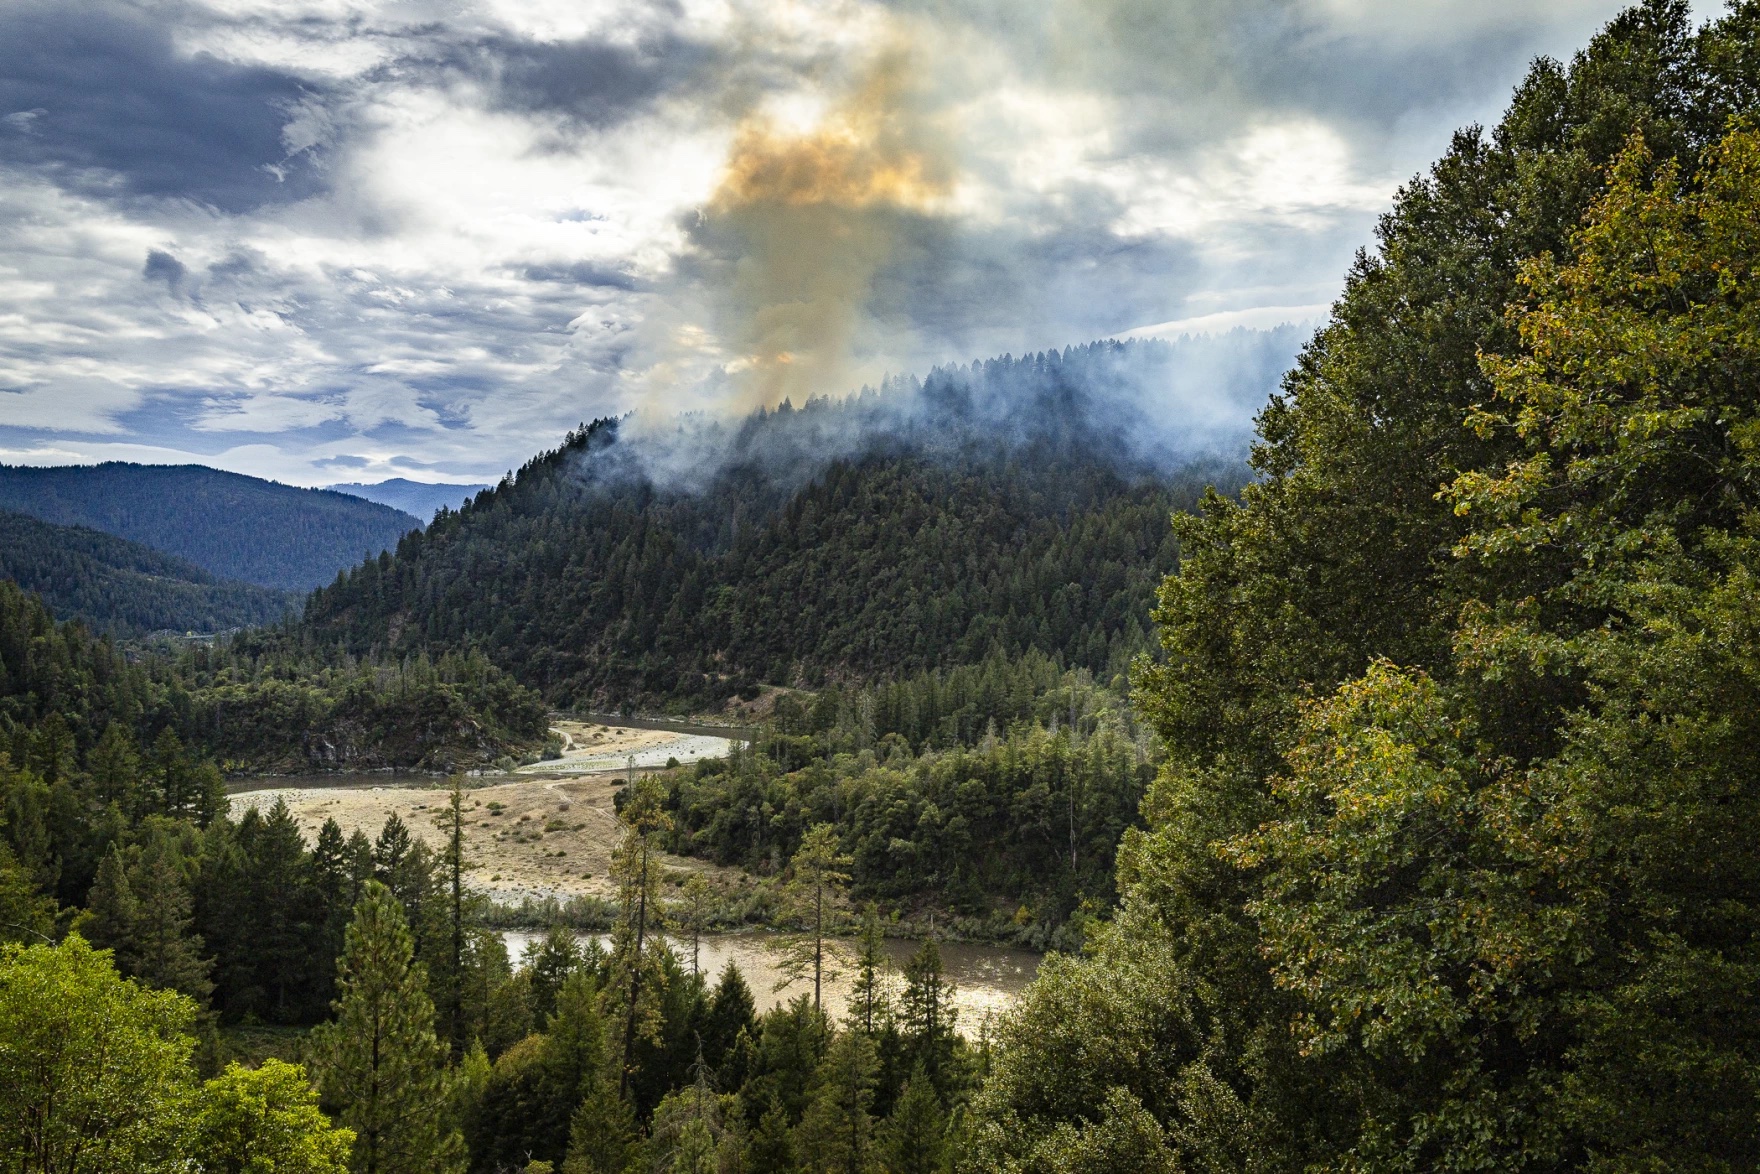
(3, 3), (1760, 1171)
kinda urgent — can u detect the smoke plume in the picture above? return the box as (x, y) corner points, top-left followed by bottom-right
(696, 39), (955, 412)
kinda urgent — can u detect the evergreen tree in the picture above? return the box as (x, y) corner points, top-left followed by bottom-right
(770, 824), (850, 1014)
(671, 872), (713, 979)
(560, 1079), (642, 1174)
(847, 904), (891, 1037)
(745, 1096), (796, 1173)
(83, 842), (138, 961)
(898, 941), (955, 1093)
(876, 1068), (947, 1174)
(525, 924), (582, 1026)
(795, 1029), (879, 1174)
(345, 828), (376, 904)
(128, 827), (213, 1005)
(248, 799), (319, 1019)
(703, 962), (758, 1071)
(150, 728), (187, 818)
(311, 880), (464, 1174)
(608, 777), (670, 1097)
(87, 723), (139, 814)
(441, 779), (467, 1053)
(532, 972), (610, 1162)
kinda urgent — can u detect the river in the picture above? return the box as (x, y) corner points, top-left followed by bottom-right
(502, 929), (1042, 1036)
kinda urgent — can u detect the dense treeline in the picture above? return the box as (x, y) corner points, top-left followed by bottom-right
(303, 345), (1243, 711)
(0, 461), (419, 590)
(0, 507), (299, 636)
(0, 580), (547, 779)
(663, 654), (1155, 945)
(175, 634), (554, 774)
(974, 4), (1760, 1169)
(3, 765), (985, 1172)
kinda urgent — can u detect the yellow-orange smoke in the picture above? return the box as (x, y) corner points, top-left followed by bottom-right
(704, 46), (954, 409)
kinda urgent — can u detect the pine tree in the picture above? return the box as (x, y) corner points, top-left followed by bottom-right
(249, 799), (317, 1019)
(703, 963), (758, 1071)
(87, 723), (139, 814)
(795, 1029), (879, 1174)
(84, 842), (138, 963)
(847, 903), (891, 1037)
(345, 828), (376, 904)
(440, 778), (466, 1053)
(671, 872), (713, 978)
(532, 971), (608, 1162)
(899, 941), (955, 1094)
(525, 924), (582, 1026)
(561, 1079), (641, 1174)
(150, 728), (186, 818)
(310, 880), (464, 1174)
(877, 1068), (948, 1174)
(128, 829), (213, 1005)
(608, 777), (670, 1096)
(771, 823), (850, 1014)
(745, 1095), (796, 1174)
(372, 815), (411, 881)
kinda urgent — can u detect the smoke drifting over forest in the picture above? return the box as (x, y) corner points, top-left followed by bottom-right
(582, 330), (1301, 496)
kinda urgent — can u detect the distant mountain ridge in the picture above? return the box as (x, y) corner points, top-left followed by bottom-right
(0, 462), (420, 590)
(326, 478), (491, 522)
(0, 508), (298, 636)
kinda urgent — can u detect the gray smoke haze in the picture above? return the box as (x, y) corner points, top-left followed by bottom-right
(587, 329), (1302, 496)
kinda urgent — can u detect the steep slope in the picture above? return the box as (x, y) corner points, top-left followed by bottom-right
(0, 462), (420, 590)
(302, 342), (1255, 711)
(326, 478), (491, 521)
(0, 509), (298, 636)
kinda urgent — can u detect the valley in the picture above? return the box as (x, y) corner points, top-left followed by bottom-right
(229, 720), (742, 905)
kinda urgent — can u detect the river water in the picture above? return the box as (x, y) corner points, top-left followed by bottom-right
(502, 930), (1042, 1036)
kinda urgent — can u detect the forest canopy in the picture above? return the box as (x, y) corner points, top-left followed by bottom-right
(974, 3), (1760, 1169)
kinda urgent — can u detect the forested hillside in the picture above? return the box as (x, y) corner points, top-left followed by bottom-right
(0, 462), (420, 590)
(304, 342), (1250, 712)
(974, 4), (1760, 1169)
(0, 509), (298, 636)
(0, 581), (546, 778)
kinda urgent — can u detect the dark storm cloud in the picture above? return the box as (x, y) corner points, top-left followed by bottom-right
(142, 249), (187, 295)
(514, 261), (643, 290)
(446, 32), (712, 130)
(0, 1), (328, 212)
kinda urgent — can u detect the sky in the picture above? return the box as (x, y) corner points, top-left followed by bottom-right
(0, 0), (1724, 487)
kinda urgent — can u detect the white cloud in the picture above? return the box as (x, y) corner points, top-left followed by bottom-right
(0, 0), (1676, 482)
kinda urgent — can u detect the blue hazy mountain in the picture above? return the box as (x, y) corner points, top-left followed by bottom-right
(326, 478), (491, 522)
(0, 462), (420, 590)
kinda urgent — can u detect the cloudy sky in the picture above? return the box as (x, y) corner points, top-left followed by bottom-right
(0, 0), (1719, 486)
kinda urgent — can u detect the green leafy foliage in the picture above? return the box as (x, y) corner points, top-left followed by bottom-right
(976, 4), (1760, 1170)
(665, 659), (1154, 938)
(0, 935), (196, 1171)
(190, 1059), (355, 1174)
(0, 937), (353, 1173)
